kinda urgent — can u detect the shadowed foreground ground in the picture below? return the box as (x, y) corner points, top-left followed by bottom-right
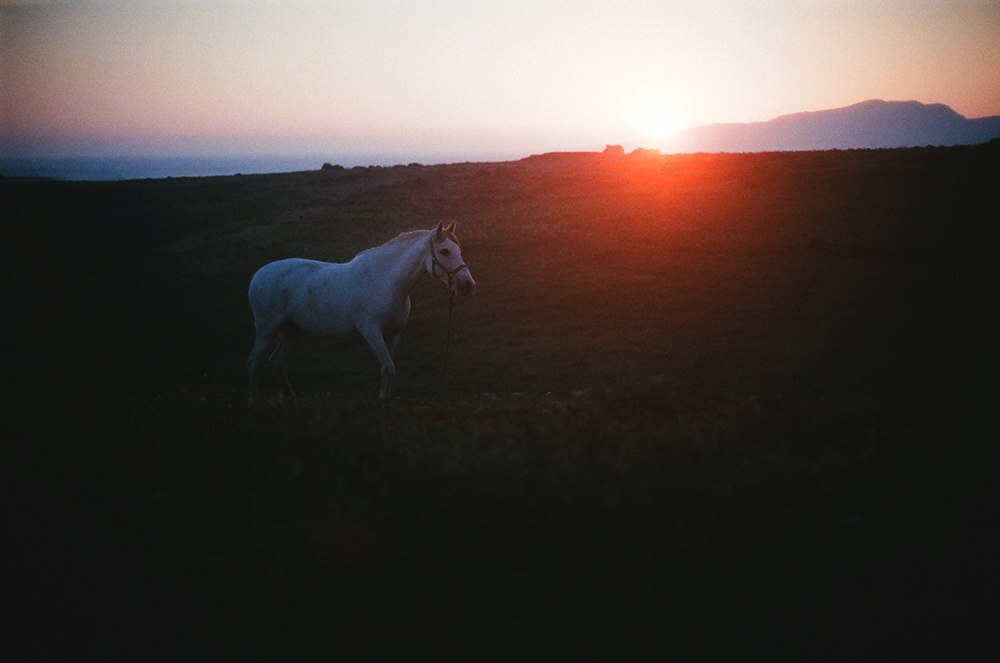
(7, 144), (997, 660)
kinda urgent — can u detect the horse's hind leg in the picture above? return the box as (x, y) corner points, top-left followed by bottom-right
(247, 321), (281, 408)
(270, 330), (298, 406)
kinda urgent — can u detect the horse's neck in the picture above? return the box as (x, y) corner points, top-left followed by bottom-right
(358, 231), (428, 296)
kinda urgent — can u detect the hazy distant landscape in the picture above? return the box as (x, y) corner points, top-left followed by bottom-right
(8, 141), (995, 659)
(0, 153), (331, 182)
(665, 99), (1000, 152)
(0, 150), (533, 182)
(6, 100), (1000, 182)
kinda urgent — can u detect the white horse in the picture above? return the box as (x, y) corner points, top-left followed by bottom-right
(247, 223), (476, 405)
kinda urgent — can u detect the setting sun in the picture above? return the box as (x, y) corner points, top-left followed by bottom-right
(647, 113), (680, 141)
(619, 90), (689, 145)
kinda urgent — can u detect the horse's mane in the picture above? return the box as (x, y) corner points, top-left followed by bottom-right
(352, 229), (427, 260)
(353, 228), (458, 261)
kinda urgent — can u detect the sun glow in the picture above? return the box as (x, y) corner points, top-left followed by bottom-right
(646, 113), (680, 141)
(620, 91), (689, 145)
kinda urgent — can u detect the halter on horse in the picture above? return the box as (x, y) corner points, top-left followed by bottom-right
(429, 232), (470, 300)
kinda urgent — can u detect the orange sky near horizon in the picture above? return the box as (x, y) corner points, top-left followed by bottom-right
(2, 1), (998, 161)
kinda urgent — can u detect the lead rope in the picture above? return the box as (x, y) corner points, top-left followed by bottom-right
(441, 293), (456, 386)
(430, 233), (463, 388)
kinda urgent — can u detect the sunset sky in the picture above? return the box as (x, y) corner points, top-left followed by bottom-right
(2, 0), (998, 162)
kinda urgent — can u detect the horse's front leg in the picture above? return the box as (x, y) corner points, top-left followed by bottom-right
(357, 322), (396, 401)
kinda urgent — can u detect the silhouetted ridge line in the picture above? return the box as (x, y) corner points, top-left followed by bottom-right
(665, 99), (1000, 153)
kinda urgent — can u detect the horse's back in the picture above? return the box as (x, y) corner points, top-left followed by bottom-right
(249, 258), (355, 335)
(250, 257), (327, 290)
(250, 258), (319, 306)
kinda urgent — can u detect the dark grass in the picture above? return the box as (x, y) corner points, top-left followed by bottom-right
(6, 144), (998, 660)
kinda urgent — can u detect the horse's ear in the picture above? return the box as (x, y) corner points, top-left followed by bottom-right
(435, 222), (444, 239)
(446, 223), (456, 235)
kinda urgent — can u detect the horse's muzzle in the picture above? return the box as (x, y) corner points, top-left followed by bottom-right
(455, 273), (477, 297)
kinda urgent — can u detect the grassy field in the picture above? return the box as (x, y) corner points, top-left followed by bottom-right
(7, 144), (997, 660)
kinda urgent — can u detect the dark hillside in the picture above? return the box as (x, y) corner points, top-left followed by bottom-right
(7, 144), (997, 660)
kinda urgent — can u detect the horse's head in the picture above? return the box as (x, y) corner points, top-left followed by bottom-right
(428, 223), (476, 298)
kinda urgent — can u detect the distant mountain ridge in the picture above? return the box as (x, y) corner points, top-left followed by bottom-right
(664, 100), (1000, 153)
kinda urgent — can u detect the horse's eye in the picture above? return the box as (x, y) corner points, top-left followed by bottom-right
(440, 249), (451, 256)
